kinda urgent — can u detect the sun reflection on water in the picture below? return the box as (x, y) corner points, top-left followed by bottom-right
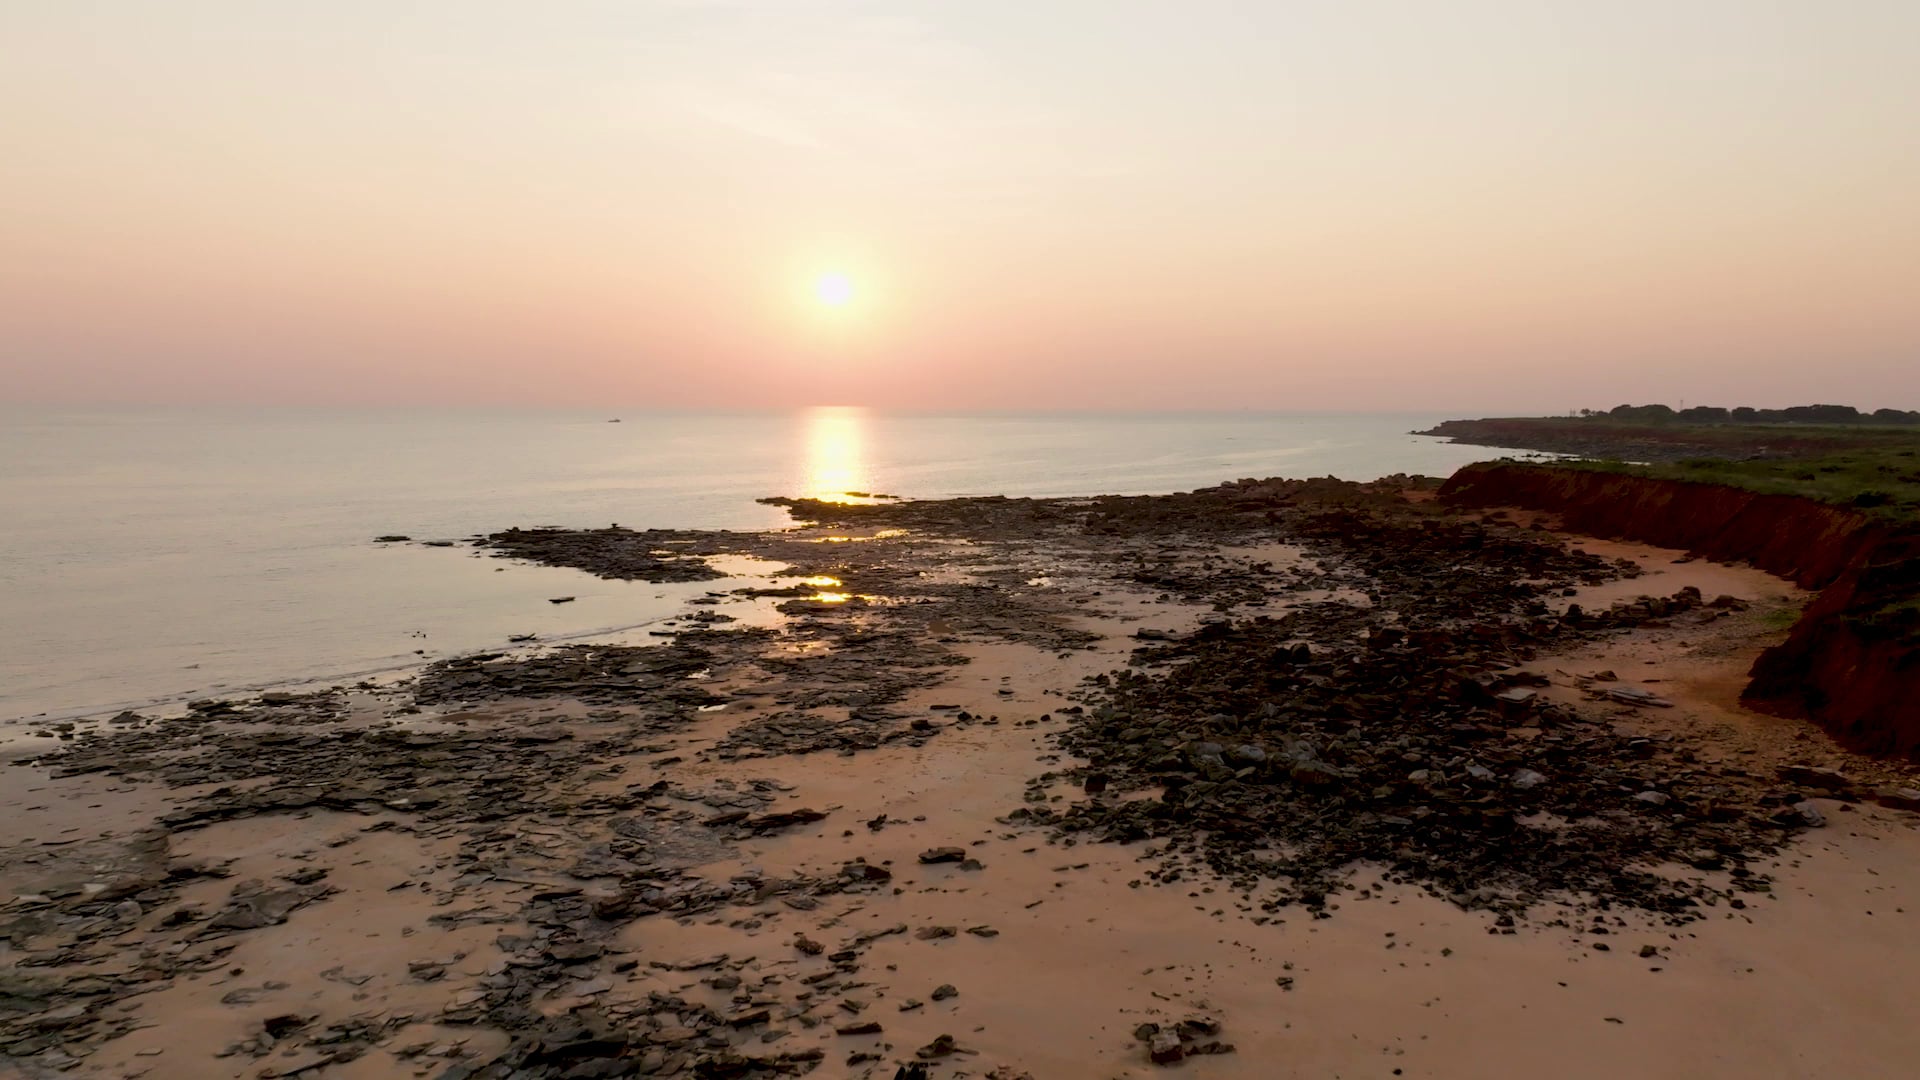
(802, 406), (871, 504)
(803, 528), (907, 544)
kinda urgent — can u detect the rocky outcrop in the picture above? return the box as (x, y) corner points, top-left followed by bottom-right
(1438, 463), (1884, 588)
(1746, 531), (1920, 754)
(1440, 462), (1920, 757)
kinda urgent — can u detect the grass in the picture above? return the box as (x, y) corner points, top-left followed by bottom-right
(1858, 595), (1920, 628)
(1429, 416), (1920, 475)
(1546, 445), (1920, 522)
(1759, 606), (1803, 631)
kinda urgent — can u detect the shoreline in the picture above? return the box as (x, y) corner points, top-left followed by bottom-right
(0, 409), (1506, 728)
(5, 477), (1919, 1078)
(3, 602), (787, 734)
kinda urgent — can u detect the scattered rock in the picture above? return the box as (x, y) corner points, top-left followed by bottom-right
(915, 1034), (959, 1059)
(835, 1021), (883, 1036)
(1779, 765), (1850, 792)
(1777, 801), (1828, 828)
(1148, 1031), (1185, 1064)
(1606, 687), (1674, 709)
(1877, 787), (1920, 812)
(206, 880), (334, 932)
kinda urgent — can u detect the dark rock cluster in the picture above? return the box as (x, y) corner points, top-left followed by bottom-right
(413, 637), (736, 709)
(478, 527), (730, 583)
(1037, 511), (1810, 922)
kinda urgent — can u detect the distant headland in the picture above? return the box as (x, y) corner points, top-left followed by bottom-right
(1418, 404), (1920, 464)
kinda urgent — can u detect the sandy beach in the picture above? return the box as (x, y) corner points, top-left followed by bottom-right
(5, 479), (1919, 1080)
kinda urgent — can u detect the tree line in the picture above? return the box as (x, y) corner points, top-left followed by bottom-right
(1579, 404), (1920, 426)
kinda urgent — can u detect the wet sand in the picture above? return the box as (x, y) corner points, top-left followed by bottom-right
(5, 484), (1919, 1080)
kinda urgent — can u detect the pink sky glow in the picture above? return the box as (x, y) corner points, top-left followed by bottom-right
(3, 2), (1917, 411)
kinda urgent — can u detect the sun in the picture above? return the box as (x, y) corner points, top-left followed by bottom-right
(814, 272), (854, 307)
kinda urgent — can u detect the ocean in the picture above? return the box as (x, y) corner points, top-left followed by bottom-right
(0, 407), (1507, 723)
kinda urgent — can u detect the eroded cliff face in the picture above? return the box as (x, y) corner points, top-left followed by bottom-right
(1439, 463), (1920, 757)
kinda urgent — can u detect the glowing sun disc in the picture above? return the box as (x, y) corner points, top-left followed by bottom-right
(815, 272), (854, 307)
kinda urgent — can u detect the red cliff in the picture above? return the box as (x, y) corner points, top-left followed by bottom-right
(1438, 463), (1920, 757)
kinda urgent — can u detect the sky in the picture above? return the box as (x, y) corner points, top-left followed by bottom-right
(2, 1), (1917, 412)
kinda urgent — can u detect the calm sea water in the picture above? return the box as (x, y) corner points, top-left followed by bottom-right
(0, 408), (1505, 722)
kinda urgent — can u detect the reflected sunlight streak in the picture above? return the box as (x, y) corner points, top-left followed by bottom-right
(802, 406), (871, 503)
